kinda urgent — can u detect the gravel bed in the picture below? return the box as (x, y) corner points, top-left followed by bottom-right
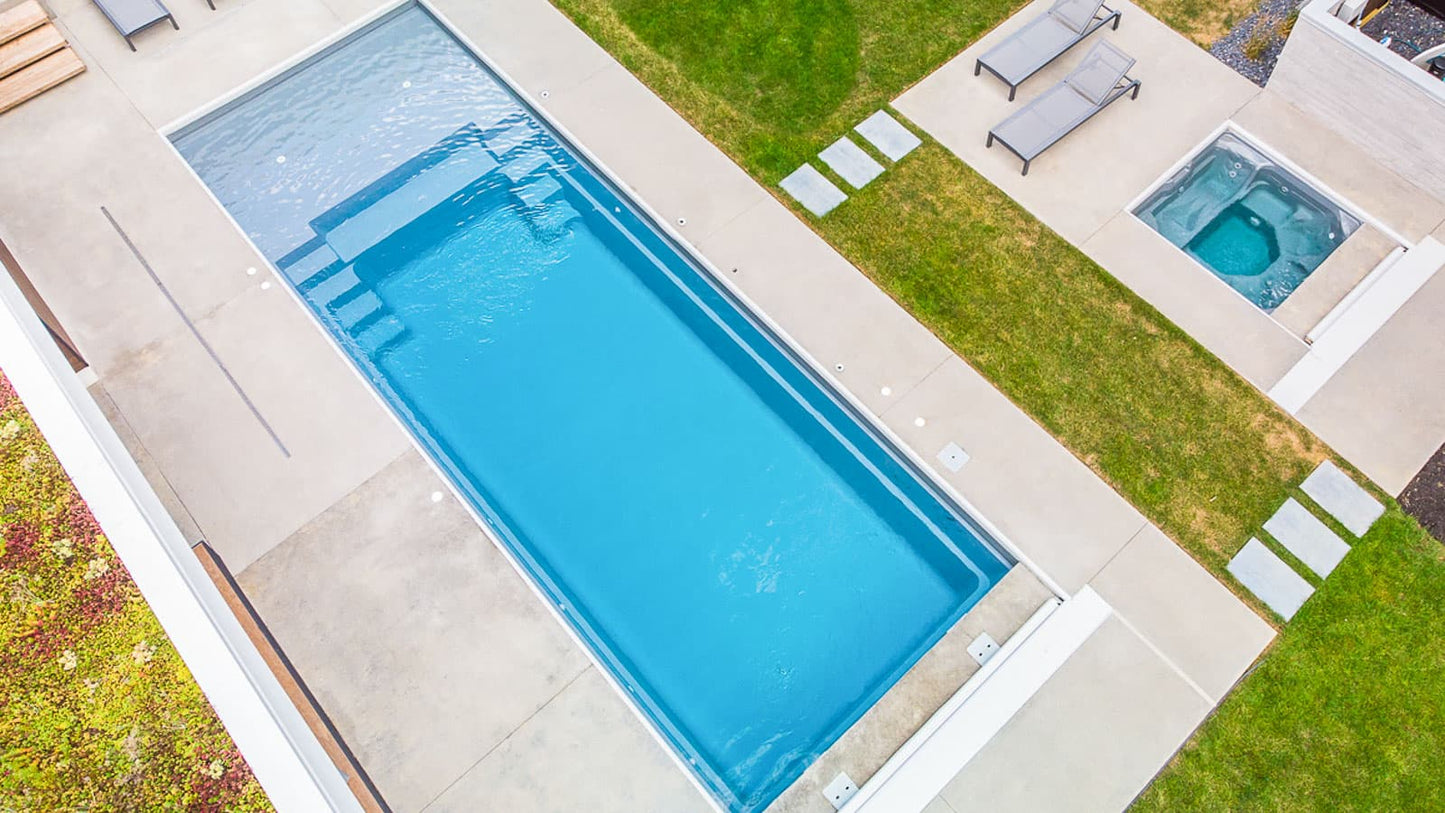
(1210, 0), (1300, 86)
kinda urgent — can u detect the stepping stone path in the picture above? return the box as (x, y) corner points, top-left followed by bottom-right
(1228, 538), (1315, 620)
(780, 165), (848, 217)
(779, 110), (919, 216)
(1229, 460), (1385, 620)
(1301, 460), (1385, 537)
(1263, 498), (1349, 578)
(855, 111), (921, 161)
(819, 137), (884, 189)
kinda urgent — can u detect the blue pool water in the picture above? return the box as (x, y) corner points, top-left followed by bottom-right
(171, 5), (1010, 810)
(1135, 132), (1361, 312)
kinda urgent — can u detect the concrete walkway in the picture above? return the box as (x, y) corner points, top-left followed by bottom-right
(897, 0), (1445, 495)
(0, 0), (1271, 810)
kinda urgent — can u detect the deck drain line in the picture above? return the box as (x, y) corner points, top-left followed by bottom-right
(101, 206), (291, 458)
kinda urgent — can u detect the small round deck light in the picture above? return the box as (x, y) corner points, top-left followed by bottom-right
(246, 267), (257, 276)
(913, 417), (926, 428)
(260, 280), (272, 290)
(880, 386), (892, 397)
(677, 217), (687, 226)
(430, 490), (444, 503)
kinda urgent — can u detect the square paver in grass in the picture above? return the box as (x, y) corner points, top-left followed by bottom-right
(1228, 538), (1314, 620)
(819, 137), (885, 189)
(780, 164), (848, 216)
(855, 110), (921, 162)
(1301, 461), (1385, 537)
(1263, 498), (1350, 578)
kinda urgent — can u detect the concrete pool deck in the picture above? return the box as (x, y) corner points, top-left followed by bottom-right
(0, 0), (1270, 810)
(897, 0), (1445, 496)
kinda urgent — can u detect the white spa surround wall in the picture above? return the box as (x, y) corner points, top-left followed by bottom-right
(1270, 0), (1445, 194)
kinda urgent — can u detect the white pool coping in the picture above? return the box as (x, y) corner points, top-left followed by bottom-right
(1269, 236), (1445, 414)
(843, 588), (1112, 812)
(0, 263), (361, 812)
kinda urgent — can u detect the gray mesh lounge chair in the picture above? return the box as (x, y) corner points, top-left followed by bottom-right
(986, 41), (1140, 175)
(975, 0), (1121, 100)
(92, 0), (176, 50)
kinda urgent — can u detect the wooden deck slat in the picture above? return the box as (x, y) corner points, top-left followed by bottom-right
(0, 23), (65, 80)
(0, 48), (84, 115)
(0, 1), (47, 45)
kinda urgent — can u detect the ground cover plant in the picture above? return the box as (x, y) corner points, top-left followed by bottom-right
(550, 1), (1445, 806)
(0, 373), (270, 810)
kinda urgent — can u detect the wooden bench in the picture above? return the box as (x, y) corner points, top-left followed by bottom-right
(0, 1), (86, 116)
(0, 1), (48, 44)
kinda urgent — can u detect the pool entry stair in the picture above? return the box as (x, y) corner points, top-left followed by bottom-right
(272, 118), (582, 358)
(0, 1), (85, 115)
(1226, 460), (1383, 620)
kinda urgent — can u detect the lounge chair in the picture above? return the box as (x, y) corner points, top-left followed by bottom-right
(92, 0), (176, 51)
(986, 40), (1140, 176)
(975, 0), (1121, 100)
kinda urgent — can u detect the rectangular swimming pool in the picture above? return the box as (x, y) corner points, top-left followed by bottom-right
(171, 5), (1011, 810)
(1135, 131), (1362, 312)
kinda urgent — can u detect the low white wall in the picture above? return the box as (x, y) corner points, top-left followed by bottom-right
(1270, 0), (1445, 193)
(0, 268), (360, 811)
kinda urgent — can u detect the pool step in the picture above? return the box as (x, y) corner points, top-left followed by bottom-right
(307, 266), (362, 307)
(334, 289), (383, 331)
(528, 198), (581, 240)
(355, 312), (407, 355)
(482, 120), (539, 160)
(280, 240), (341, 287)
(511, 174), (579, 239)
(323, 138), (498, 262)
(501, 148), (551, 183)
(512, 175), (562, 209)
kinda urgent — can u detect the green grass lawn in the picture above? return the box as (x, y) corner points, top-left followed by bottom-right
(550, 1), (1445, 807)
(1135, 508), (1445, 811)
(557, 0), (1028, 179)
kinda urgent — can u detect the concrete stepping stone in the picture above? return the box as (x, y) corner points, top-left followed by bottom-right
(780, 164), (847, 216)
(1263, 498), (1350, 578)
(855, 110), (921, 162)
(1301, 460), (1384, 537)
(1228, 538), (1315, 620)
(819, 137), (884, 189)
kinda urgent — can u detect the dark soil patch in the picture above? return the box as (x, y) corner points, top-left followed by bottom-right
(1400, 442), (1445, 541)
